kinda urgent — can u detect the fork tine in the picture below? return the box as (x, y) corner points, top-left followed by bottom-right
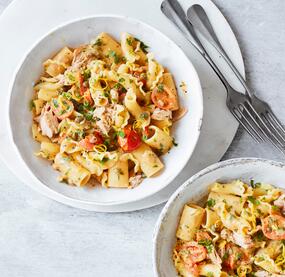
(266, 110), (285, 134)
(231, 108), (263, 143)
(261, 113), (285, 145)
(237, 103), (285, 154)
(245, 101), (285, 147)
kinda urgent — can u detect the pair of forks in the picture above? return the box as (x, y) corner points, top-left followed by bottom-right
(161, 0), (285, 154)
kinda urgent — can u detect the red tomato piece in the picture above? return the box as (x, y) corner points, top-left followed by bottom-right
(118, 126), (142, 152)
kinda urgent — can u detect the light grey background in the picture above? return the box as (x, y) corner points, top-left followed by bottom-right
(0, 0), (285, 276)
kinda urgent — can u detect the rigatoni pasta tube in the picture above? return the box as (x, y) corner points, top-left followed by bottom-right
(72, 153), (103, 176)
(107, 159), (129, 188)
(53, 153), (91, 186)
(144, 125), (173, 154)
(124, 89), (144, 119)
(132, 143), (163, 177)
(176, 204), (205, 241)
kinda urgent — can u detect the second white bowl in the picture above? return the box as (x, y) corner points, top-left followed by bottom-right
(153, 158), (285, 276)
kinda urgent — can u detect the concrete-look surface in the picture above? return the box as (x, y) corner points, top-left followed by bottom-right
(0, 0), (284, 276)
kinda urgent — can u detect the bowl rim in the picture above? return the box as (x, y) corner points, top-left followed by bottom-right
(152, 157), (285, 276)
(7, 14), (203, 206)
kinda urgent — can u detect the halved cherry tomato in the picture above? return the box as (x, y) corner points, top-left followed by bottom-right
(79, 132), (103, 151)
(196, 231), (212, 242)
(179, 242), (207, 264)
(51, 97), (74, 120)
(151, 84), (178, 111)
(79, 73), (88, 95)
(262, 214), (285, 240)
(118, 126), (142, 152)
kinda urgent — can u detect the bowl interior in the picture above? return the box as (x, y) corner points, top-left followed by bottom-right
(154, 159), (285, 276)
(9, 16), (203, 205)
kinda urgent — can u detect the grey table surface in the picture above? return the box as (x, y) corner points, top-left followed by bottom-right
(0, 0), (285, 276)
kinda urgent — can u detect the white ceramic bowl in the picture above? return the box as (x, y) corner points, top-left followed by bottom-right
(8, 15), (203, 207)
(153, 158), (285, 276)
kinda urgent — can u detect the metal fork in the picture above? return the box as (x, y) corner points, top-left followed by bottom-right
(161, 0), (285, 153)
(186, 4), (285, 147)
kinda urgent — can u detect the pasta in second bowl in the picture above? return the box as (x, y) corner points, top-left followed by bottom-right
(153, 158), (285, 276)
(8, 16), (203, 206)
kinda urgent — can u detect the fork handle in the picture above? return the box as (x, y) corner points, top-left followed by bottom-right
(161, 0), (232, 91)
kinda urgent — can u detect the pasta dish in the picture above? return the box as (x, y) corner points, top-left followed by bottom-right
(30, 32), (183, 188)
(173, 180), (285, 276)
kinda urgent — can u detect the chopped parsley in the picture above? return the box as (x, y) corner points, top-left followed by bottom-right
(140, 112), (149, 120)
(198, 239), (213, 253)
(29, 100), (35, 111)
(62, 91), (72, 100)
(93, 38), (102, 46)
(236, 252), (242, 261)
(126, 37), (133, 46)
(118, 77), (125, 83)
(108, 50), (121, 64)
(118, 131), (125, 138)
(206, 198), (216, 208)
(52, 99), (59, 108)
(248, 196), (260, 206)
(83, 69), (91, 81)
(222, 252), (229, 261)
(157, 83), (164, 92)
(250, 179), (261, 188)
(172, 138), (178, 147)
(135, 38), (149, 53)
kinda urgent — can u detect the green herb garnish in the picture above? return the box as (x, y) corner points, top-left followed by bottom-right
(118, 131), (125, 138)
(206, 198), (216, 208)
(198, 239), (213, 253)
(157, 84), (164, 92)
(248, 196), (260, 206)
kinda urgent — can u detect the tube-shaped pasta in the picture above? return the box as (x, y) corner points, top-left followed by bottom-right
(38, 89), (58, 101)
(33, 99), (45, 115)
(151, 119), (172, 129)
(107, 158), (129, 188)
(144, 125), (173, 154)
(44, 47), (73, 77)
(124, 89), (143, 119)
(60, 138), (82, 154)
(198, 264), (221, 277)
(211, 180), (246, 196)
(202, 208), (220, 229)
(32, 123), (50, 143)
(53, 153), (91, 186)
(72, 153), (103, 176)
(95, 32), (123, 64)
(176, 204), (205, 241)
(35, 141), (60, 161)
(121, 32), (140, 63)
(132, 143), (163, 177)
(146, 53), (164, 90)
(208, 191), (244, 215)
